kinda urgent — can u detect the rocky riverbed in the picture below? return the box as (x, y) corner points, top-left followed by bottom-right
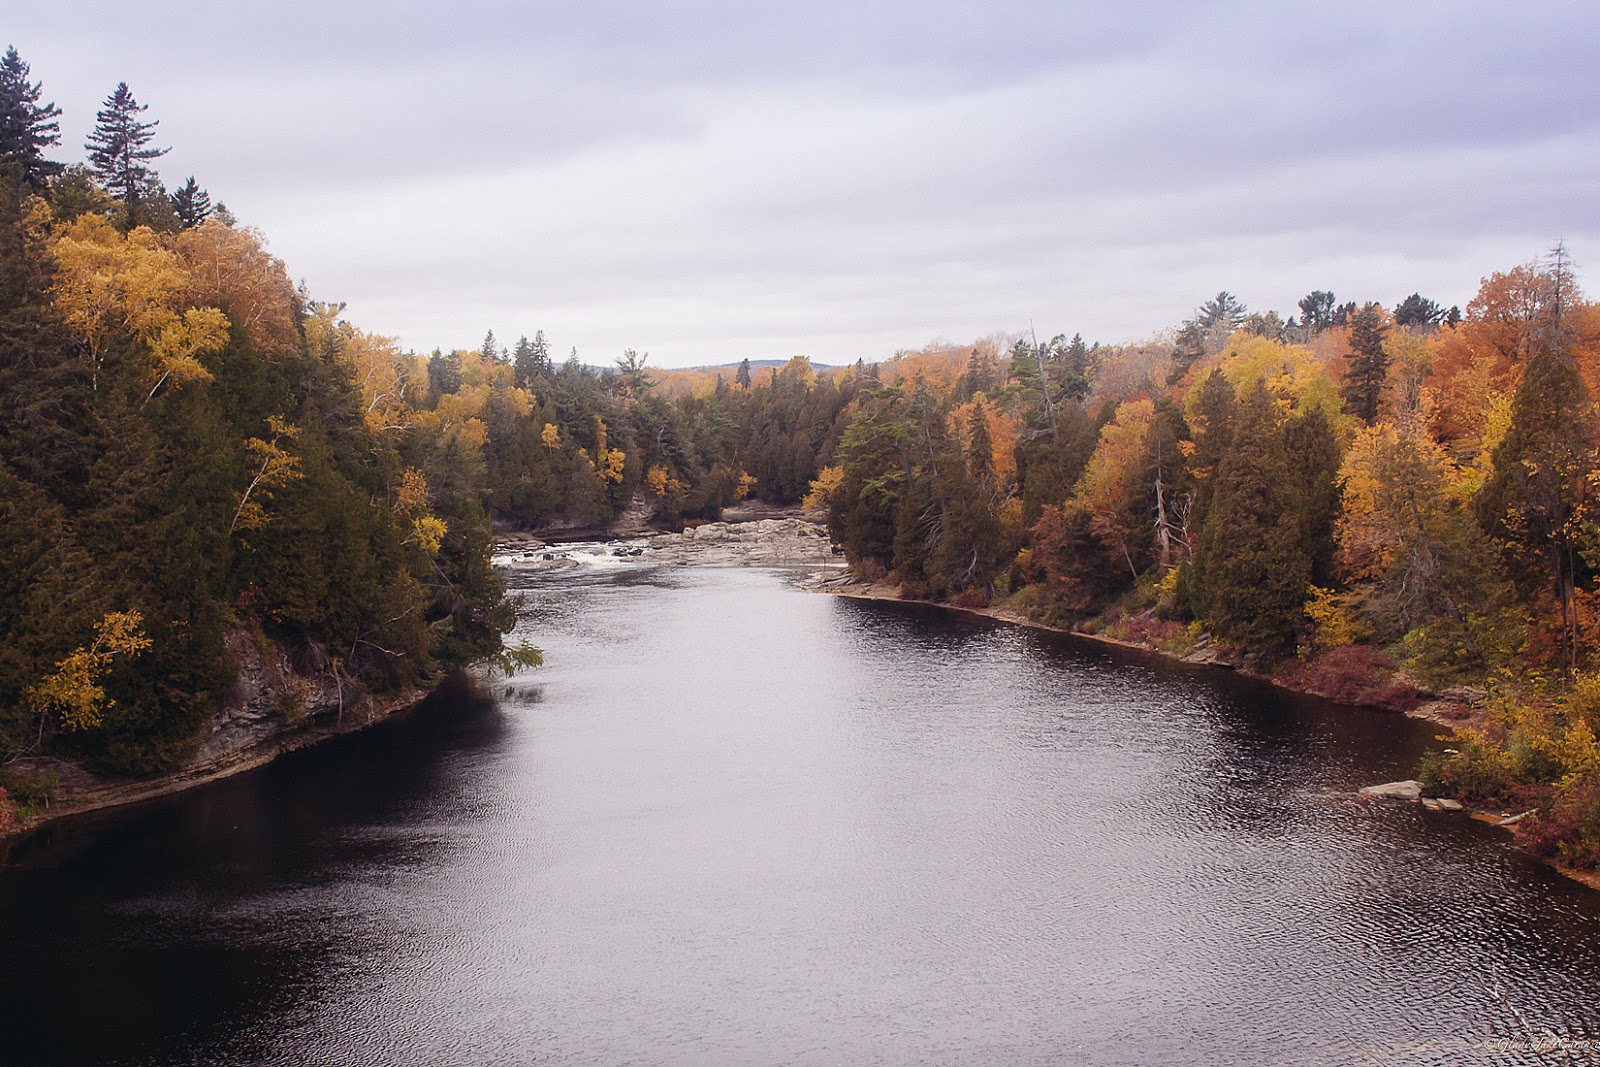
(496, 517), (845, 570)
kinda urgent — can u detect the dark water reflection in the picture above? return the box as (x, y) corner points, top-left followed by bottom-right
(4, 565), (1600, 1066)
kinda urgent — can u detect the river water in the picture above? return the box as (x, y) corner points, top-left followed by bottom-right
(4, 561), (1600, 1066)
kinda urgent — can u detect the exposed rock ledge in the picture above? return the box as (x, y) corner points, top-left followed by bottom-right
(3, 626), (423, 842)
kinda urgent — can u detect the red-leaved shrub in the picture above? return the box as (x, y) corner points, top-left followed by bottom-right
(1282, 645), (1425, 711)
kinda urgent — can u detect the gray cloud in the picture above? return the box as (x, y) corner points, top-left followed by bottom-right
(9, 1), (1598, 364)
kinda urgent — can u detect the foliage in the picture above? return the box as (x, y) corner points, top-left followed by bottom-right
(85, 82), (167, 213)
(27, 611), (151, 732)
(0, 46), (62, 189)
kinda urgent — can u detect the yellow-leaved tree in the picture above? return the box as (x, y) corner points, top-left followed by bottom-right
(803, 466), (845, 511)
(27, 612), (152, 733)
(230, 416), (303, 535)
(393, 467), (446, 555)
(50, 215), (231, 397)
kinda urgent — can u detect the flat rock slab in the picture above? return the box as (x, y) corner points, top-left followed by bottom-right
(1421, 797), (1465, 812)
(1360, 779), (1423, 801)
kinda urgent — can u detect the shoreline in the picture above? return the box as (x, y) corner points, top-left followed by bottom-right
(805, 574), (1600, 893)
(1, 687), (425, 848)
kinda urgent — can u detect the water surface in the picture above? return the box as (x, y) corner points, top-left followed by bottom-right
(4, 563), (1600, 1066)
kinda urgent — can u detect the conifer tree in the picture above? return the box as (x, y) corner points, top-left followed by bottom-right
(85, 82), (167, 212)
(512, 331), (553, 388)
(481, 329), (499, 362)
(169, 176), (211, 229)
(1192, 385), (1312, 655)
(1281, 404), (1342, 585)
(735, 357), (752, 389)
(1340, 302), (1389, 423)
(1477, 345), (1598, 676)
(1297, 291), (1338, 333)
(0, 46), (62, 189)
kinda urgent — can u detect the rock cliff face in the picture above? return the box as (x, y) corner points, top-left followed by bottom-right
(193, 627), (410, 770)
(3, 628), (424, 841)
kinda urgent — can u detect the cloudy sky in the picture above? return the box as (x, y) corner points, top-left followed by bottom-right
(12, 1), (1598, 366)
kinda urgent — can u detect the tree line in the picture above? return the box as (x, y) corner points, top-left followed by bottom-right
(4, 46), (1600, 866)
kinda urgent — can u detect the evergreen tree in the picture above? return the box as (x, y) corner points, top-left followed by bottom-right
(513, 330), (552, 388)
(481, 329), (499, 363)
(1393, 292), (1444, 329)
(1281, 404), (1342, 586)
(427, 350), (463, 397)
(1186, 368), (1237, 521)
(1192, 385), (1312, 655)
(1166, 319), (1206, 385)
(1340, 302), (1389, 423)
(1060, 333), (1093, 401)
(1297, 290), (1338, 333)
(0, 46), (62, 189)
(1477, 346), (1598, 676)
(1197, 291), (1247, 332)
(169, 176), (211, 229)
(85, 82), (167, 212)
(735, 357), (752, 389)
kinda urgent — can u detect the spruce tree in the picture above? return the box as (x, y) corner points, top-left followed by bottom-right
(427, 350), (463, 397)
(735, 358), (752, 389)
(1477, 345), (1598, 676)
(1281, 404), (1342, 586)
(1340, 302), (1389, 423)
(510, 329), (553, 387)
(85, 82), (167, 212)
(0, 46), (62, 189)
(1192, 385), (1312, 656)
(169, 176), (211, 229)
(512, 335), (534, 387)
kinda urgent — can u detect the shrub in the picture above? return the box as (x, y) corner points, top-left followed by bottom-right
(0, 770), (59, 815)
(1422, 725), (1518, 804)
(1523, 768), (1600, 869)
(1279, 645), (1424, 710)
(1105, 613), (1194, 652)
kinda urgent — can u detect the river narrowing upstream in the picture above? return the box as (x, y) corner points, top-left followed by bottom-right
(5, 561), (1600, 1066)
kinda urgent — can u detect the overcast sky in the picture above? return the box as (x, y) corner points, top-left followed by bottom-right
(11, 1), (1599, 366)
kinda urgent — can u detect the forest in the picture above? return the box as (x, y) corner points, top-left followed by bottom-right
(3, 47), (1600, 866)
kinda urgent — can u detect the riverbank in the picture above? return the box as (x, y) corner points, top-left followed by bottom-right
(800, 575), (1472, 726)
(1, 624), (430, 846)
(799, 572), (1600, 891)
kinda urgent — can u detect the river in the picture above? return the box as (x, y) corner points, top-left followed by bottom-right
(3, 561), (1600, 1066)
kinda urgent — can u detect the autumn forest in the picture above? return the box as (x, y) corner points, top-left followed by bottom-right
(3, 49), (1600, 864)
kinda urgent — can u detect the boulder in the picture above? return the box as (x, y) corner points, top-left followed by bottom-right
(1421, 797), (1464, 812)
(1359, 779), (1423, 801)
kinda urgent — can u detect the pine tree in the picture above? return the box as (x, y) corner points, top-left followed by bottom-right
(1297, 290), (1338, 333)
(1393, 293), (1444, 329)
(481, 329), (499, 363)
(735, 358), (752, 389)
(0, 46), (62, 189)
(1340, 302), (1389, 423)
(85, 82), (167, 211)
(169, 176), (211, 229)
(1197, 291), (1247, 332)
